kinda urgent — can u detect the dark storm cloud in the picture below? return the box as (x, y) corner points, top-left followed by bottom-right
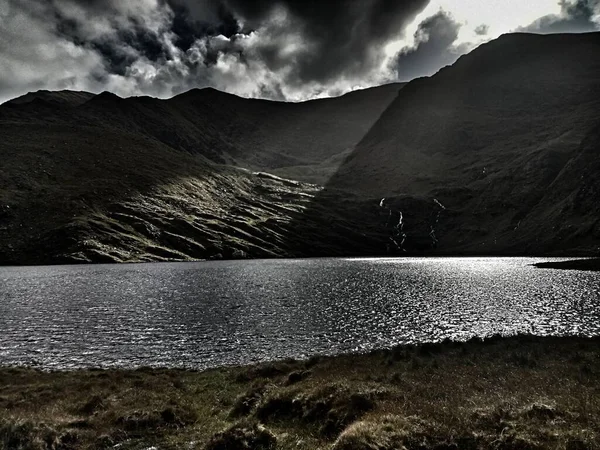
(193, 0), (432, 85)
(4, 0), (600, 104)
(55, 12), (167, 76)
(48, 0), (431, 85)
(394, 11), (469, 82)
(519, 0), (600, 34)
(168, 1), (241, 52)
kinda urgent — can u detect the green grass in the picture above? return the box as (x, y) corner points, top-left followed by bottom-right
(1, 335), (599, 449)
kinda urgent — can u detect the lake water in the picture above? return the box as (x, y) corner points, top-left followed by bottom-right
(1, 257), (599, 370)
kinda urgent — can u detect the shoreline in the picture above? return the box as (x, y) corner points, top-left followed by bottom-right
(0, 255), (596, 269)
(533, 258), (600, 271)
(2, 335), (599, 449)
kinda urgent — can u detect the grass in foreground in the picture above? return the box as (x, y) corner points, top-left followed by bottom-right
(1, 335), (599, 449)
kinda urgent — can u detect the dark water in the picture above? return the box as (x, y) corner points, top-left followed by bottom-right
(1, 257), (599, 370)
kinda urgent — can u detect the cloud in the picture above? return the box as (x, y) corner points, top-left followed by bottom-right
(394, 10), (471, 82)
(474, 24), (490, 36)
(0, 0), (436, 103)
(518, 0), (600, 34)
(0, 0), (109, 102)
(220, 0), (429, 85)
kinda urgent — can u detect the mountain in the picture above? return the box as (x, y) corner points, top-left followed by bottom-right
(1, 32), (599, 264)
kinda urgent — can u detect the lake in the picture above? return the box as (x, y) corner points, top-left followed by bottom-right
(1, 257), (599, 370)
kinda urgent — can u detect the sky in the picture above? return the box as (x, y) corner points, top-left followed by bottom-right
(1, 0), (599, 103)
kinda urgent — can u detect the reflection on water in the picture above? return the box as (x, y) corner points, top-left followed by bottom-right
(0, 257), (599, 369)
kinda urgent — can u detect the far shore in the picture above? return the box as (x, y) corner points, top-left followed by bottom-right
(2, 335), (599, 449)
(534, 258), (600, 271)
(2, 255), (600, 269)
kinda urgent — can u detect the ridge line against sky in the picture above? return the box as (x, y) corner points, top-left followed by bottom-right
(0, 0), (599, 104)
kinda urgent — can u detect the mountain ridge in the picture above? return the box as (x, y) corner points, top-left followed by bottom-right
(2, 82), (405, 180)
(4, 82), (406, 107)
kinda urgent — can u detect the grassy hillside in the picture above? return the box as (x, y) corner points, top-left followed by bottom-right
(0, 84), (404, 264)
(1, 336), (599, 449)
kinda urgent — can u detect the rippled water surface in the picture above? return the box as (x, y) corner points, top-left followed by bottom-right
(1, 258), (599, 369)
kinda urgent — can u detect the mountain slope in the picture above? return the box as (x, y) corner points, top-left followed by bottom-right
(0, 85), (402, 264)
(321, 32), (600, 254)
(4, 83), (403, 184)
(0, 118), (396, 264)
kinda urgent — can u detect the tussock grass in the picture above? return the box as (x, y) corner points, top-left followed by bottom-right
(1, 335), (599, 449)
(205, 421), (277, 450)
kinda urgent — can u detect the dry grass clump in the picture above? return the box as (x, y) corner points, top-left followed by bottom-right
(115, 404), (198, 433)
(332, 409), (596, 450)
(256, 383), (377, 436)
(230, 384), (267, 418)
(205, 421), (277, 450)
(331, 415), (415, 450)
(0, 419), (79, 450)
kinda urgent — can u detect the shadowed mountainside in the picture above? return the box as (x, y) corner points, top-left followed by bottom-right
(2, 83), (403, 183)
(312, 32), (600, 255)
(1, 32), (600, 264)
